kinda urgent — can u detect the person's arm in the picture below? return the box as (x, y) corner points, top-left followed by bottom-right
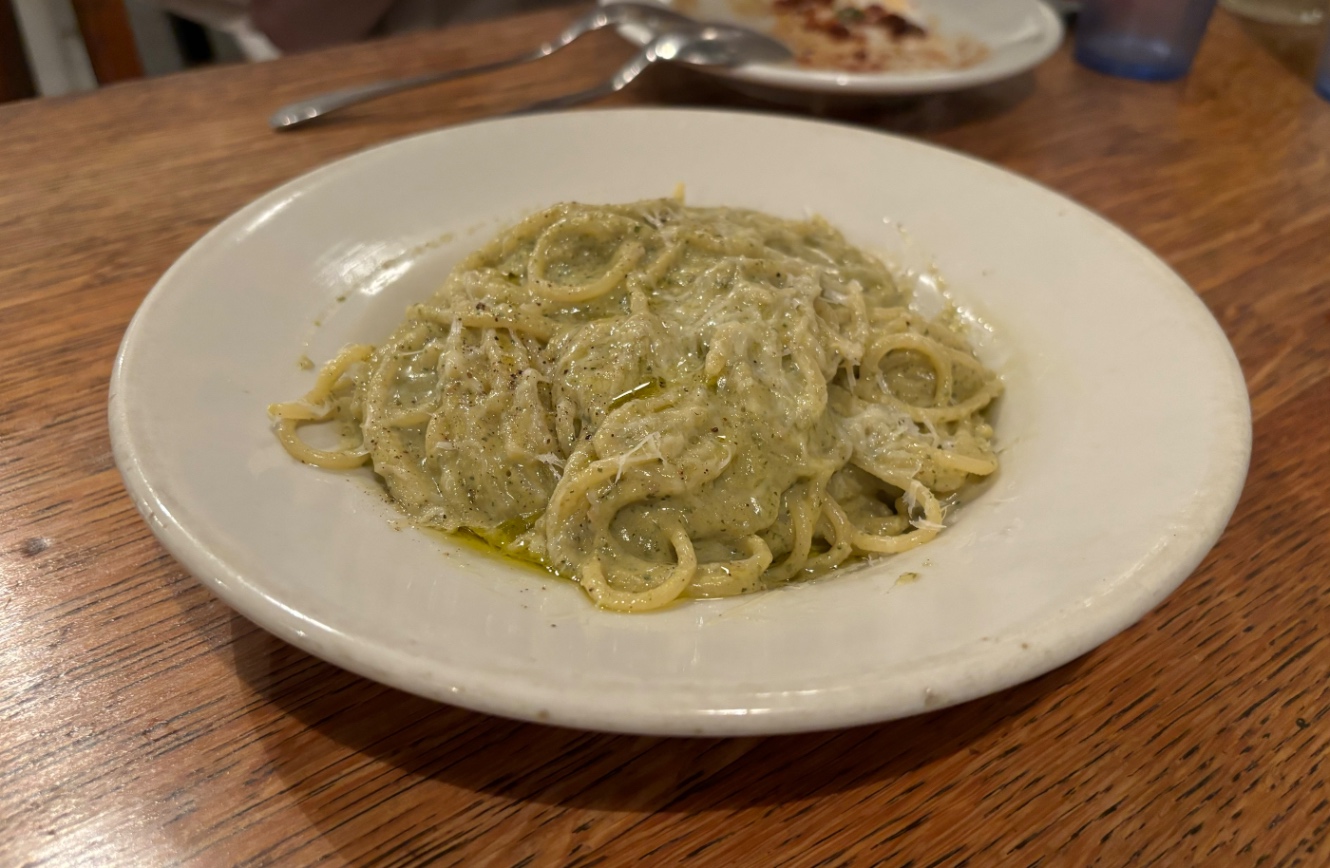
(250, 0), (399, 51)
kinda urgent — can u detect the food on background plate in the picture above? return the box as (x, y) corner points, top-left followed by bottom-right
(678, 0), (990, 73)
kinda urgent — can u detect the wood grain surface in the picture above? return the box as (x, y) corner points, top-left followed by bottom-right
(2, 7), (1329, 866)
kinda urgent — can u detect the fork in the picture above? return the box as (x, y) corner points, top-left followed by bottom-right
(270, 3), (696, 130)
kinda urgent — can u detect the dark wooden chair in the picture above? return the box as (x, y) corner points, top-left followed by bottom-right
(1, 0), (143, 103)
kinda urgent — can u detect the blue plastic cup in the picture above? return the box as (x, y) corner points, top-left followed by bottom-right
(1075, 0), (1219, 81)
(1317, 22), (1330, 100)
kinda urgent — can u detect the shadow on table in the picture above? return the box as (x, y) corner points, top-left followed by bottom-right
(625, 64), (1039, 137)
(227, 610), (1087, 819)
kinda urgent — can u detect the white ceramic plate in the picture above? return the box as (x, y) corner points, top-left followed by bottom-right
(612, 0), (1065, 97)
(110, 109), (1249, 736)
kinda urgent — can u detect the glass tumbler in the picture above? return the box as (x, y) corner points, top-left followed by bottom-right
(1075, 0), (1220, 81)
(1219, 0), (1324, 27)
(1317, 23), (1330, 100)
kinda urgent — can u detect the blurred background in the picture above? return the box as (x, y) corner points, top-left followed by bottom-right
(2, 0), (1326, 102)
(2, 0), (583, 99)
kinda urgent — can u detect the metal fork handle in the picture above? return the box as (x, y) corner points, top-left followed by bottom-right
(510, 44), (659, 116)
(268, 3), (690, 130)
(270, 53), (550, 129)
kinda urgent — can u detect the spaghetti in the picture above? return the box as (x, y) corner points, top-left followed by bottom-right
(269, 198), (1002, 612)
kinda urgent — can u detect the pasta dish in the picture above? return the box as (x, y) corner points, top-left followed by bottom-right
(269, 198), (1002, 612)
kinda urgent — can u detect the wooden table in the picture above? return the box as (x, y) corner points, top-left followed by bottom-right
(3, 7), (1328, 865)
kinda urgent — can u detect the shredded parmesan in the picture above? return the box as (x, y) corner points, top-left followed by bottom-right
(535, 452), (566, 470)
(612, 432), (663, 483)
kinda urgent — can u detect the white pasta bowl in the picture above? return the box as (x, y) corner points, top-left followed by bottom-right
(110, 109), (1250, 736)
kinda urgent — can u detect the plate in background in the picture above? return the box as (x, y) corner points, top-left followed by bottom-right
(611, 0), (1064, 97)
